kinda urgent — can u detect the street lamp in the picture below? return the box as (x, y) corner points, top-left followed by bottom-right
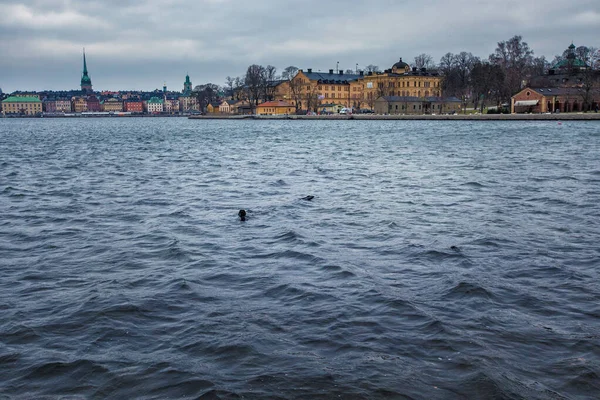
(336, 61), (339, 73)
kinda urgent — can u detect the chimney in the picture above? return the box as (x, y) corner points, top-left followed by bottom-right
(359, 70), (364, 76)
(420, 67), (426, 72)
(329, 69), (334, 74)
(307, 68), (312, 73)
(339, 70), (343, 75)
(412, 67), (417, 72)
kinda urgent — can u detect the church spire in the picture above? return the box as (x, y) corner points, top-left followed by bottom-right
(83, 48), (88, 75)
(80, 48), (93, 93)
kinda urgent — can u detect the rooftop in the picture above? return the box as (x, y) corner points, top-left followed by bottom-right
(2, 96), (41, 103)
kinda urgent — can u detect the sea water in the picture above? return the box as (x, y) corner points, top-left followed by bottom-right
(1, 118), (599, 399)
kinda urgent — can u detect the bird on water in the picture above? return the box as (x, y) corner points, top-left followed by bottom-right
(238, 209), (246, 221)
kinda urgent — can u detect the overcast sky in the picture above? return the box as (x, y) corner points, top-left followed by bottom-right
(1, 0), (598, 92)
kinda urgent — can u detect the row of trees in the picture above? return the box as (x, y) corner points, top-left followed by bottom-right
(190, 35), (599, 112)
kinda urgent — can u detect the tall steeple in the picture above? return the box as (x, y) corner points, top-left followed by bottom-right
(183, 73), (192, 94)
(81, 48), (93, 93)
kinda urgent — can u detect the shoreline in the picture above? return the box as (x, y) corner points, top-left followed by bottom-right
(188, 113), (600, 121)
(2, 113), (599, 121)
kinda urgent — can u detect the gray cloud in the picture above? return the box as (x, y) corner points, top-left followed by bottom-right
(1, 0), (599, 91)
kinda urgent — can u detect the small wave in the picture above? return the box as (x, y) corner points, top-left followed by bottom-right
(270, 179), (288, 186)
(444, 281), (494, 300)
(23, 359), (109, 380)
(462, 181), (486, 188)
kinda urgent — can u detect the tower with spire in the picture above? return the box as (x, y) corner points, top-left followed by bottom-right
(81, 49), (93, 93)
(183, 74), (192, 95)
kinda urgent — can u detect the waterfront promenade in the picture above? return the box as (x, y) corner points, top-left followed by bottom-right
(189, 113), (600, 121)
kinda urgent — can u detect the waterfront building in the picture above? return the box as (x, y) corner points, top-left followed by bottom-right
(124, 99), (144, 113)
(274, 68), (363, 111)
(86, 95), (101, 112)
(146, 96), (164, 113)
(374, 95), (461, 115)
(81, 50), (93, 93)
(318, 103), (345, 114)
(511, 87), (599, 113)
(206, 102), (222, 113)
(362, 59), (442, 110)
(180, 95), (198, 112)
(101, 98), (123, 112)
(43, 98), (71, 113)
(275, 58), (443, 111)
(218, 100), (237, 114)
(1, 96), (42, 115)
(179, 74), (198, 112)
(232, 100), (252, 115)
(72, 96), (88, 113)
(183, 74), (193, 94)
(256, 100), (295, 115)
(164, 98), (180, 114)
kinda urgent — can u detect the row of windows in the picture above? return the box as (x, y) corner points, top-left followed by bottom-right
(380, 81), (438, 88)
(391, 104), (447, 110)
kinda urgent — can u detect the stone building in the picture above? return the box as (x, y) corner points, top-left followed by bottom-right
(1, 96), (42, 115)
(102, 98), (123, 112)
(256, 100), (295, 115)
(274, 58), (444, 111)
(374, 96), (461, 115)
(146, 96), (164, 113)
(511, 87), (599, 113)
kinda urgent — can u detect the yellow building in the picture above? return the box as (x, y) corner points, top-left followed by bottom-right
(101, 98), (123, 112)
(72, 97), (88, 113)
(362, 58), (442, 109)
(256, 100), (295, 115)
(1, 96), (42, 115)
(273, 68), (363, 112)
(275, 58), (444, 111)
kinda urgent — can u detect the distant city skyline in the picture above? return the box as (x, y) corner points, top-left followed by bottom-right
(1, 0), (599, 92)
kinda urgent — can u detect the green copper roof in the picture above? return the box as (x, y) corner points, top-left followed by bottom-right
(2, 96), (41, 103)
(552, 58), (588, 69)
(147, 97), (163, 104)
(81, 50), (92, 87)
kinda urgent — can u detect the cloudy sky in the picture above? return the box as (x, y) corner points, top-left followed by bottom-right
(1, 0), (598, 92)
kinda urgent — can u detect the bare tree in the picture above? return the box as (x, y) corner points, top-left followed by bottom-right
(471, 61), (505, 112)
(529, 56), (549, 77)
(225, 76), (235, 99)
(193, 83), (221, 111)
(305, 85), (321, 113)
(245, 64), (265, 112)
(365, 65), (380, 73)
(233, 77), (245, 100)
(344, 69), (354, 74)
(413, 53), (435, 70)
(282, 66), (302, 112)
(262, 65), (278, 101)
(489, 35), (534, 99)
(282, 66), (298, 80)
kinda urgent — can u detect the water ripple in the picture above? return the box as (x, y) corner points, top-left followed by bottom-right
(1, 118), (599, 398)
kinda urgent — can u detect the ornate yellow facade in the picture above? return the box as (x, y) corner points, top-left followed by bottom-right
(274, 58), (444, 111)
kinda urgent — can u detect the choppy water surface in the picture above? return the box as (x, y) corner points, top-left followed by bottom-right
(1, 118), (599, 399)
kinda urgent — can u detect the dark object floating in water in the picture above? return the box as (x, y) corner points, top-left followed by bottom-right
(238, 209), (246, 221)
(301, 196), (315, 201)
(450, 245), (460, 251)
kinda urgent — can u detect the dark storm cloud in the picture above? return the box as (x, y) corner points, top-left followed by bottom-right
(1, 0), (599, 91)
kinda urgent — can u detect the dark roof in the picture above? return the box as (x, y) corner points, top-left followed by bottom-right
(528, 87), (591, 96)
(379, 96), (461, 103)
(302, 71), (362, 82)
(392, 58), (409, 69)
